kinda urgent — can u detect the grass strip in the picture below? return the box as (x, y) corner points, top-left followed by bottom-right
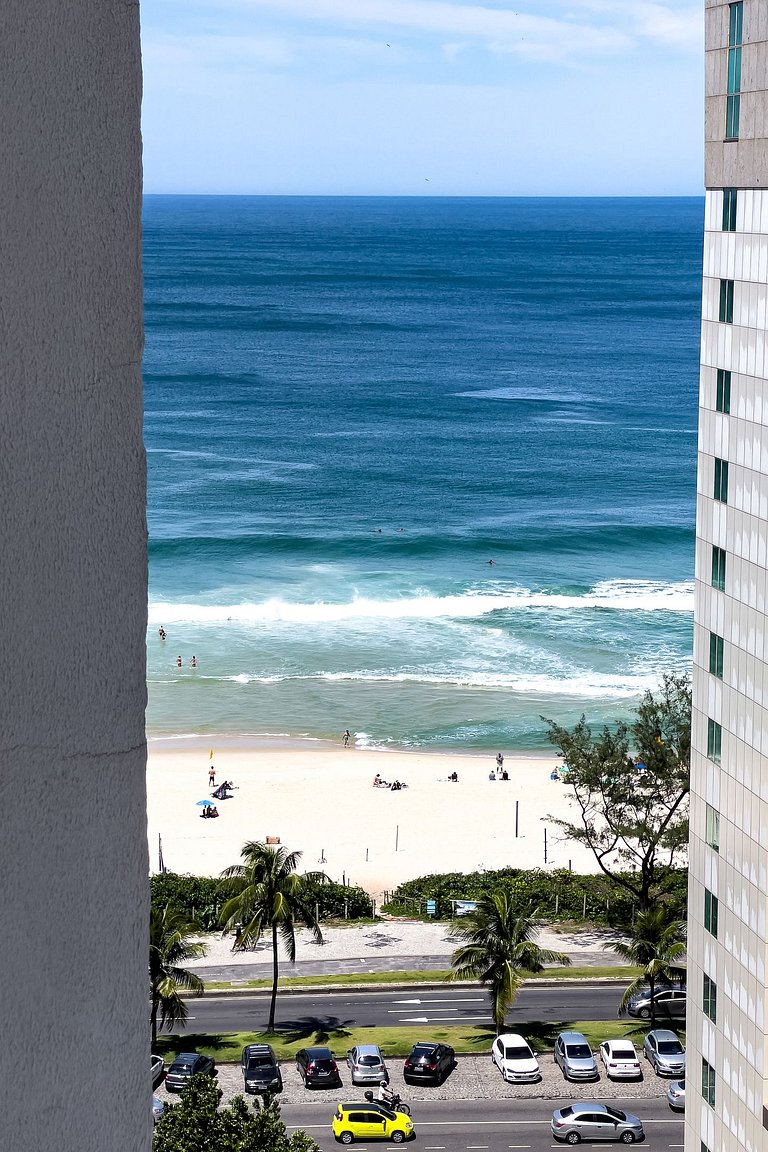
(202, 965), (639, 991)
(154, 1019), (659, 1065)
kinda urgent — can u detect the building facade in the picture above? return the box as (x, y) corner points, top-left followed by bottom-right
(689, 3), (768, 1150)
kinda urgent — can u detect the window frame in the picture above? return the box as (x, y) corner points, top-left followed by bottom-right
(709, 632), (724, 678)
(703, 974), (717, 1023)
(716, 368), (731, 413)
(719, 278), (734, 323)
(705, 803), (720, 852)
(714, 457), (729, 503)
(707, 718), (722, 764)
(704, 888), (719, 938)
(701, 1056), (716, 1107)
(711, 545), (726, 592)
(722, 189), (737, 231)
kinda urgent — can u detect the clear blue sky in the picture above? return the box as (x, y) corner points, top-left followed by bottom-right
(141, 1), (703, 196)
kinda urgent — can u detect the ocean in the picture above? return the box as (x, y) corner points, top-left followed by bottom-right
(143, 196), (702, 751)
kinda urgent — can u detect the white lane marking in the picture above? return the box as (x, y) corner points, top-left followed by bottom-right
(397, 1015), (491, 1023)
(391, 997), (484, 1004)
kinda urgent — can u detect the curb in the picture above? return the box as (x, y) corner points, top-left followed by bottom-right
(194, 976), (630, 999)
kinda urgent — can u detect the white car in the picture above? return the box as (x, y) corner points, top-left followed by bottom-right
(491, 1033), (541, 1083)
(599, 1039), (642, 1080)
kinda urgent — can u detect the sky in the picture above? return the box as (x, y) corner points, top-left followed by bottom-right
(141, 0), (704, 196)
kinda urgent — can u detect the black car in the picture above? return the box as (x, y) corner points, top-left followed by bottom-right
(296, 1046), (342, 1089)
(165, 1051), (216, 1092)
(241, 1043), (283, 1094)
(403, 1041), (455, 1084)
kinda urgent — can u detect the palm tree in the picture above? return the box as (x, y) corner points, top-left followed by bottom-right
(448, 891), (571, 1033)
(219, 842), (324, 1032)
(611, 906), (687, 1027)
(149, 904), (206, 1045)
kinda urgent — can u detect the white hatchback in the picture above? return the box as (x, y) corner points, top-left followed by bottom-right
(599, 1039), (642, 1080)
(491, 1033), (541, 1083)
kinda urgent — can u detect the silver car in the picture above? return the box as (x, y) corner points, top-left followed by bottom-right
(554, 1031), (599, 1081)
(643, 1028), (686, 1077)
(346, 1044), (389, 1086)
(667, 1078), (686, 1111)
(551, 1103), (644, 1145)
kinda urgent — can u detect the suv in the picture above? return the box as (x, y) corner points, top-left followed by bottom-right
(491, 1034), (541, 1083)
(554, 1031), (599, 1081)
(626, 986), (687, 1020)
(643, 1029), (686, 1077)
(296, 1046), (341, 1089)
(165, 1052), (216, 1092)
(402, 1041), (455, 1085)
(241, 1043), (283, 1094)
(347, 1044), (389, 1086)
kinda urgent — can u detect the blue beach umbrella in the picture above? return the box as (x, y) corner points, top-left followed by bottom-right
(196, 799), (214, 807)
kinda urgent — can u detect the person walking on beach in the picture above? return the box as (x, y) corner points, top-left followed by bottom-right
(209, 764), (215, 787)
(496, 753), (504, 773)
(342, 729), (351, 748)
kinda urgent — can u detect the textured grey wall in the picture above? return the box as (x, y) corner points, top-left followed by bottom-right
(705, 0), (768, 187)
(0, 3), (148, 1150)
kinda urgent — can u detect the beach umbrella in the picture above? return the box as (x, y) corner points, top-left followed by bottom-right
(196, 799), (214, 807)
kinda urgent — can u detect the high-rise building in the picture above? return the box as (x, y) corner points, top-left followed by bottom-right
(689, 4), (768, 1150)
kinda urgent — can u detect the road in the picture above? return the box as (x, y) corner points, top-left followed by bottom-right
(280, 1098), (683, 1152)
(181, 983), (628, 1034)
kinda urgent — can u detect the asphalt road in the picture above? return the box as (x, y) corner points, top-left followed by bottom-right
(181, 983), (629, 1034)
(280, 1097), (683, 1152)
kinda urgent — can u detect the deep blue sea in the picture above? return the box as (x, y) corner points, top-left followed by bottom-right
(143, 196), (702, 750)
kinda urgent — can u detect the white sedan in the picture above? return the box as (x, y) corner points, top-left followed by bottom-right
(599, 1039), (642, 1080)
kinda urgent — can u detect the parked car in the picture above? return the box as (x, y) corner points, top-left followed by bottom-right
(241, 1043), (283, 1094)
(332, 1101), (414, 1144)
(347, 1044), (389, 1086)
(643, 1028), (686, 1077)
(402, 1041), (455, 1085)
(165, 1051), (216, 1092)
(491, 1033), (541, 1083)
(296, 1046), (342, 1089)
(152, 1096), (165, 1125)
(599, 1039), (642, 1080)
(626, 986), (687, 1020)
(667, 1078), (686, 1111)
(554, 1031), (599, 1081)
(151, 1054), (165, 1089)
(551, 1102), (644, 1144)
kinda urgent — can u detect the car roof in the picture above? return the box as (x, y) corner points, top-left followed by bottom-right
(568, 1103), (614, 1115)
(174, 1052), (201, 1061)
(647, 1029), (680, 1041)
(606, 1039), (636, 1051)
(338, 1102), (389, 1113)
(244, 1043), (275, 1055)
(304, 1046), (333, 1056)
(353, 1044), (383, 1055)
(497, 1032), (529, 1044)
(558, 1031), (589, 1043)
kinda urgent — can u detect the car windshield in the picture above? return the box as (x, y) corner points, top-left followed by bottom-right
(605, 1109), (627, 1122)
(171, 1062), (193, 1072)
(560, 1107), (574, 1118)
(657, 1040), (684, 1054)
(411, 1047), (435, 1059)
(566, 1044), (592, 1058)
(504, 1046), (532, 1060)
(247, 1057), (274, 1069)
(377, 1105), (397, 1119)
(358, 1055), (381, 1066)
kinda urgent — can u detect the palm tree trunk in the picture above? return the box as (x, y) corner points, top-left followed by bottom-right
(649, 972), (656, 1029)
(268, 922), (279, 1032)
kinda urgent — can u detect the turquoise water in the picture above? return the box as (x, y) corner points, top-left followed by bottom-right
(143, 196), (701, 749)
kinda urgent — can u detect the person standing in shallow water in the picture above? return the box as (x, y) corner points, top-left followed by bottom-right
(342, 730), (351, 748)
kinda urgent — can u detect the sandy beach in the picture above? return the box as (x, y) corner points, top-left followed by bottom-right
(147, 738), (598, 898)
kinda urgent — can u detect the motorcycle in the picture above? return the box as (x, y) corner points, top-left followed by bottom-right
(364, 1089), (411, 1115)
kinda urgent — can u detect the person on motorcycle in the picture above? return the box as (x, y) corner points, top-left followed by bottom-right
(376, 1080), (395, 1106)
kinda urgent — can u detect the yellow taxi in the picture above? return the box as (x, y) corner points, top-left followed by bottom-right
(332, 1101), (414, 1144)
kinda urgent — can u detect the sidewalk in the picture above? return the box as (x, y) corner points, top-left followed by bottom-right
(190, 920), (626, 982)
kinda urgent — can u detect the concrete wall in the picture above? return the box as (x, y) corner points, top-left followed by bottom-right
(706, 1), (768, 187)
(0, 4), (149, 1150)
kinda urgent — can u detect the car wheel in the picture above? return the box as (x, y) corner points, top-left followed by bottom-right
(339, 1132), (354, 1145)
(620, 1132), (636, 1144)
(639, 1007), (651, 1019)
(391, 1133), (405, 1144)
(565, 1133), (581, 1145)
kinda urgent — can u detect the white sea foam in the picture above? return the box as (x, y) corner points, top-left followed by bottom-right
(148, 579), (694, 626)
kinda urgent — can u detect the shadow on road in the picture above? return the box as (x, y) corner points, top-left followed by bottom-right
(274, 1014), (356, 1045)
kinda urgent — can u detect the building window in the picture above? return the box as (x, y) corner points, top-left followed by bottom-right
(705, 803), (720, 852)
(703, 974), (718, 1022)
(716, 368), (731, 413)
(726, 2), (743, 140)
(714, 457), (729, 503)
(707, 719), (722, 764)
(722, 188), (738, 231)
(719, 279), (734, 323)
(704, 888), (719, 937)
(711, 545), (726, 592)
(702, 1057), (716, 1107)
(709, 632), (724, 678)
